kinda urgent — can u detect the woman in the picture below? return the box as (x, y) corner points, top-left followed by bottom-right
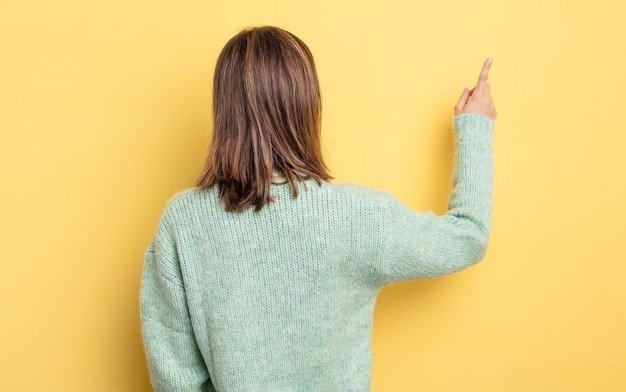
(141, 26), (496, 391)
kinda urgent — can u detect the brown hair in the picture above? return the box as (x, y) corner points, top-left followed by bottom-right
(195, 26), (332, 212)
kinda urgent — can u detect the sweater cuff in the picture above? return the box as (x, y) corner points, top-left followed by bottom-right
(453, 113), (494, 141)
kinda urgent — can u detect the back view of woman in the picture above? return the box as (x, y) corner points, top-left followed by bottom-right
(141, 26), (496, 392)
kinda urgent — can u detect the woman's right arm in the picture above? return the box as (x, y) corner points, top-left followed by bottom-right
(380, 59), (496, 283)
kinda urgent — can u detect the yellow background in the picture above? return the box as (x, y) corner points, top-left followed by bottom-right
(1, 0), (624, 390)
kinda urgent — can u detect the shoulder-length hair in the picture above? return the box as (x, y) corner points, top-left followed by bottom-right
(195, 26), (331, 212)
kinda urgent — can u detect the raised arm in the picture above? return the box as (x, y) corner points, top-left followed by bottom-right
(380, 58), (496, 283)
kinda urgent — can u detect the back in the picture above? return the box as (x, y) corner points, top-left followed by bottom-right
(155, 181), (393, 391)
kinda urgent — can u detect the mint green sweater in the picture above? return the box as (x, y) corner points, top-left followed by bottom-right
(140, 113), (494, 392)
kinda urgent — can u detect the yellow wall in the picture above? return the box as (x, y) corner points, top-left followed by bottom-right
(1, 0), (624, 390)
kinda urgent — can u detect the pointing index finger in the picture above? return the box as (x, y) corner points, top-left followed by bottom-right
(477, 57), (493, 84)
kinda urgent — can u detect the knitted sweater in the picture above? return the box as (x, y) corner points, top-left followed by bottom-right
(140, 113), (494, 392)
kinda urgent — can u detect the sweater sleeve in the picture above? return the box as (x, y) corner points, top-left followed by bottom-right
(381, 113), (494, 283)
(140, 212), (213, 392)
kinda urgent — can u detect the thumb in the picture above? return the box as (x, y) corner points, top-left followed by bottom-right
(455, 88), (471, 115)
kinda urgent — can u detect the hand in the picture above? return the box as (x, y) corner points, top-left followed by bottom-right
(455, 57), (497, 120)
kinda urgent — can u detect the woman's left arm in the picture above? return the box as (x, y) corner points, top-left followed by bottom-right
(140, 214), (213, 392)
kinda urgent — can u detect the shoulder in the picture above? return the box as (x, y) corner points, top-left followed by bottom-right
(322, 182), (396, 209)
(160, 186), (218, 222)
(167, 187), (210, 204)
